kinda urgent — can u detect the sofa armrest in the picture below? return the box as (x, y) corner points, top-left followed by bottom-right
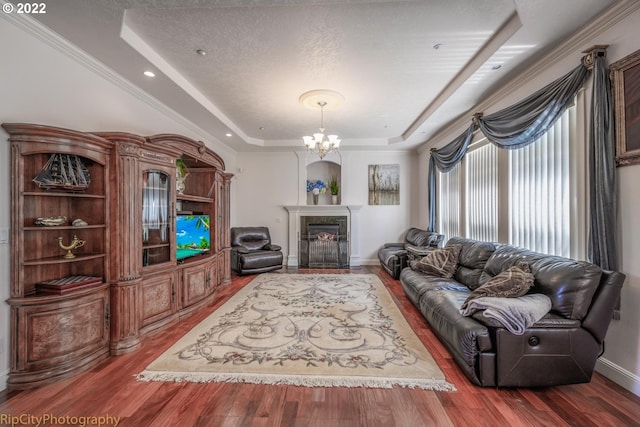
(383, 242), (406, 249)
(582, 270), (625, 342)
(530, 313), (581, 329)
(406, 244), (434, 256)
(264, 244), (282, 251)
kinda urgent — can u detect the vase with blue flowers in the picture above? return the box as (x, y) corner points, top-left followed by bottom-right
(306, 179), (327, 205)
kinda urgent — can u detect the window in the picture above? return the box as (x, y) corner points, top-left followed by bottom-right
(466, 142), (498, 242)
(437, 103), (581, 258)
(509, 108), (574, 256)
(437, 163), (461, 241)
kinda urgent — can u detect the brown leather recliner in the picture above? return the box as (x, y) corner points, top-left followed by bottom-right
(231, 226), (283, 275)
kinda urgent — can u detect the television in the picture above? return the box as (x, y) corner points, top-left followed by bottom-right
(176, 214), (211, 261)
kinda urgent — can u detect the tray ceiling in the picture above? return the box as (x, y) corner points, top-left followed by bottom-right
(30, 0), (617, 151)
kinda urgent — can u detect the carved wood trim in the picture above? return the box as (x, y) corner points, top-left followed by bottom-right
(146, 134), (225, 170)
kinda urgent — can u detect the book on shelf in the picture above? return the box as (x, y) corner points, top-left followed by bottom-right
(36, 275), (103, 295)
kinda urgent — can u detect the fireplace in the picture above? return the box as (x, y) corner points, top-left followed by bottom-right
(300, 223), (348, 268)
(284, 205), (362, 268)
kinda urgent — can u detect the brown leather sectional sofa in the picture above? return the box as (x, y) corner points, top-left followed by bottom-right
(400, 237), (625, 387)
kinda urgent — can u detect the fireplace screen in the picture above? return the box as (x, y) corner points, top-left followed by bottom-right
(299, 224), (349, 268)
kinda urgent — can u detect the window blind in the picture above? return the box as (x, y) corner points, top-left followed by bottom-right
(508, 106), (573, 257)
(466, 143), (498, 242)
(438, 162), (461, 242)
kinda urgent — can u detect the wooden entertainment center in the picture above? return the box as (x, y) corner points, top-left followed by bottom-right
(3, 123), (232, 389)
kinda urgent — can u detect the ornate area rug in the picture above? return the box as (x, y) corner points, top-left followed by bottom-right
(137, 273), (455, 391)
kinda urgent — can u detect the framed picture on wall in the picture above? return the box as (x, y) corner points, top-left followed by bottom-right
(611, 48), (640, 167)
(368, 164), (399, 205)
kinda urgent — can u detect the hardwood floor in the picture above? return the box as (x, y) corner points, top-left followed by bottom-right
(1, 266), (639, 427)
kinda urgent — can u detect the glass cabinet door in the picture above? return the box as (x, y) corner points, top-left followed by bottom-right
(142, 169), (172, 267)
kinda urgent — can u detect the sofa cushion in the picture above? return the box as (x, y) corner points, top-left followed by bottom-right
(400, 268), (468, 307)
(461, 262), (534, 309)
(418, 289), (493, 361)
(231, 226), (272, 251)
(238, 238), (269, 251)
(412, 244), (461, 278)
(482, 245), (602, 320)
(446, 237), (497, 290)
(405, 228), (440, 247)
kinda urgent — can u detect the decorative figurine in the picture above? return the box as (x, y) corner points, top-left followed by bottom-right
(57, 235), (86, 259)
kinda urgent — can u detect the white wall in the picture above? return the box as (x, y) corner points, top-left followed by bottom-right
(592, 8), (640, 395)
(0, 14), (237, 390)
(418, 6), (640, 395)
(234, 150), (418, 264)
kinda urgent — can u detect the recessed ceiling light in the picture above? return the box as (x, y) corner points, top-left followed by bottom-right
(491, 64), (502, 70)
(433, 43), (443, 50)
(259, 127), (265, 131)
(196, 49), (207, 56)
(143, 70), (156, 77)
(225, 133), (232, 137)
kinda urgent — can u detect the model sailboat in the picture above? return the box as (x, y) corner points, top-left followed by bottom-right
(33, 153), (91, 191)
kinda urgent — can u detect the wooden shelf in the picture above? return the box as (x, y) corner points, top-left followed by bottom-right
(23, 192), (106, 199)
(143, 243), (170, 250)
(8, 283), (110, 304)
(24, 224), (106, 231)
(2, 123), (115, 390)
(177, 194), (213, 203)
(23, 253), (106, 266)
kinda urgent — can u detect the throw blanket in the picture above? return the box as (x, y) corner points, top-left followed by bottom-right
(460, 294), (552, 335)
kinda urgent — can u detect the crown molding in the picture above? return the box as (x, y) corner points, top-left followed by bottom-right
(0, 2), (237, 161)
(417, 0), (640, 155)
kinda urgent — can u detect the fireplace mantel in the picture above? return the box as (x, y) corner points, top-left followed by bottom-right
(284, 205), (362, 268)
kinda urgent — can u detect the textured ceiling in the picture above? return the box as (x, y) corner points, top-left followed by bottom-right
(30, 0), (617, 151)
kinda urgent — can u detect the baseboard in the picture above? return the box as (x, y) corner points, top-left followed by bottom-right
(0, 368), (8, 392)
(596, 357), (640, 396)
(359, 258), (379, 266)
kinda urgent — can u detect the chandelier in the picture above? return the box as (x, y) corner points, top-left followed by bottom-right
(300, 90), (344, 160)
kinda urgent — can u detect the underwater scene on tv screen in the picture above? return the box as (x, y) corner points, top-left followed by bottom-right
(176, 215), (210, 260)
